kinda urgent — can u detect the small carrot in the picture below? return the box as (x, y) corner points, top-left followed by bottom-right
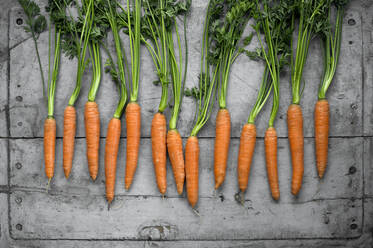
(105, 118), (121, 204)
(314, 99), (329, 178)
(237, 123), (256, 192)
(265, 127), (280, 200)
(287, 104), (304, 196)
(63, 105), (76, 178)
(85, 101), (100, 180)
(151, 112), (167, 195)
(185, 136), (199, 208)
(125, 102), (141, 190)
(44, 118), (56, 181)
(214, 108), (231, 189)
(167, 129), (185, 195)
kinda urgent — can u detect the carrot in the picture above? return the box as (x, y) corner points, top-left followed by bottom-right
(287, 104), (304, 196)
(167, 129), (185, 195)
(63, 105), (76, 179)
(265, 127), (280, 200)
(151, 112), (167, 195)
(125, 102), (141, 190)
(237, 123), (256, 192)
(85, 101), (100, 180)
(185, 136), (199, 208)
(44, 118), (56, 180)
(314, 99), (329, 178)
(105, 118), (121, 204)
(214, 108), (231, 189)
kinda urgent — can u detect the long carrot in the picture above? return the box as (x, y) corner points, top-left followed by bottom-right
(85, 101), (100, 180)
(105, 118), (121, 204)
(185, 136), (199, 208)
(214, 109), (231, 189)
(151, 112), (167, 195)
(44, 118), (56, 181)
(125, 102), (141, 190)
(63, 105), (76, 178)
(265, 127), (279, 200)
(287, 104), (304, 195)
(167, 129), (185, 194)
(237, 123), (256, 192)
(315, 1), (345, 178)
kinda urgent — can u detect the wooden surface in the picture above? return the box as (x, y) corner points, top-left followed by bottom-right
(0, 0), (372, 247)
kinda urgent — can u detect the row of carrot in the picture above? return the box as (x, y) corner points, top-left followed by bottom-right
(19, 0), (348, 208)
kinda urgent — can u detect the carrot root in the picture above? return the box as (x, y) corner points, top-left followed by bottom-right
(151, 112), (167, 195)
(237, 123), (256, 192)
(265, 127), (280, 200)
(185, 136), (199, 208)
(105, 118), (121, 204)
(63, 106), (76, 179)
(44, 118), (56, 180)
(214, 109), (231, 189)
(167, 129), (185, 195)
(125, 102), (141, 190)
(287, 104), (304, 196)
(314, 99), (329, 179)
(85, 101), (100, 181)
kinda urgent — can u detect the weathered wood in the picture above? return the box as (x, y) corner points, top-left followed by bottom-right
(10, 137), (362, 201)
(8, 6), (363, 138)
(0, 62), (7, 138)
(0, 194), (7, 242)
(9, 191), (361, 240)
(0, 139), (7, 186)
(364, 137), (373, 197)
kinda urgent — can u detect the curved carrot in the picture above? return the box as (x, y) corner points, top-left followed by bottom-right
(314, 99), (329, 178)
(287, 104), (304, 195)
(265, 127), (280, 200)
(125, 102), (141, 190)
(105, 118), (121, 204)
(44, 118), (56, 180)
(167, 129), (185, 195)
(214, 109), (231, 189)
(185, 136), (199, 208)
(63, 106), (76, 178)
(237, 123), (256, 192)
(85, 101), (100, 181)
(151, 112), (167, 195)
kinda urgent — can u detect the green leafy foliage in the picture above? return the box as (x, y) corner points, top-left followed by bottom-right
(18, 0), (47, 38)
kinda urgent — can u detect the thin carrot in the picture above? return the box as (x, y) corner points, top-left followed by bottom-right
(105, 118), (121, 204)
(185, 136), (199, 208)
(237, 123), (256, 192)
(125, 102), (141, 190)
(265, 127), (279, 200)
(314, 99), (329, 178)
(44, 118), (56, 180)
(151, 112), (167, 195)
(85, 101), (100, 180)
(214, 108), (231, 189)
(287, 104), (304, 195)
(167, 129), (185, 195)
(63, 105), (76, 178)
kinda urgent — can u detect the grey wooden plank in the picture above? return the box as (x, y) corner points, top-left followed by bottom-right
(0, 139), (8, 186)
(9, 191), (361, 240)
(0, 194), (9, 246)
(10, 138), (362, 202)
(0, 62), (8, 138)
(364, 137), (373, 197)
(8, 5), (363, 138)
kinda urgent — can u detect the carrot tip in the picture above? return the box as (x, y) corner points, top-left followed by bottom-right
(46, 178), (51, 193)
(192, 208), (200, 217)
(91, 175), (97, 181)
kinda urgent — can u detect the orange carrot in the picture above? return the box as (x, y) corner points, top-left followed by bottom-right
(265, 127), (280, 200)
(287, 104), (304, 195)
(167, 129), (185, 195)
(84, 101), (100, 180)
(105, 118), (121, 204)
(151, 112), (167, 195)
(185, 136), (199, 208)
(214, 109), (231, 189)
(63, 106), (76, 178)
(125, 102), (141, 190)
(44, 118), (56, 180)
(314, 99), (329, 178)
(237, 123), (256, 192)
